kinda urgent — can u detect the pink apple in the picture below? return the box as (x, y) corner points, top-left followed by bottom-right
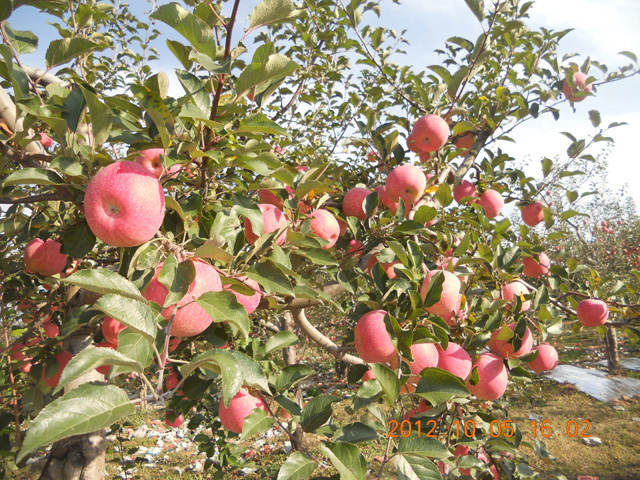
(257, 189), (292, 210)
(454, 444), (472, 475)
(223, 276), (261, 314)
(396, 343), (439, 392)
(522, 252), (550, 278)
(411, 114), (450, 152)
(337, 219), (348, 236)
(436, 343), (472, 379)
(218, 387), (268, 434)
(521, 202), (545, 226)
(9, 343), (27, 361)
(576, 299), (609, 327)
(453, 180), (478, 204)
(354, 310), (397, 363)
(367, 253), (400, 279)
(95, 341), (116, 375)
(43, 323), (59, 338)
(455, 134), (475, 156)
(374, 185), (399, 215)
(308, 209), (340, 249)
(488, 323), (533, 359)
(165, 411), (184, 428)
(501, 281), (531, 312)
(385, 164), (427, 205)
(343, 187), (375, 220)
(465, 353), (508, 401)
(84, 161), (165, 247)
(135, 148), (168, 179)
(39, 132), (53, 149)
(143, 260), (223, 337)
(420, 270), (461, 318)
(362, 370), (376, 382)
(406, 133), (420, 153)
(563, 71), (592, 103)
(528, 344), (559, 372)
(42, 351), (73, 388)
(243, 203), (289, 245)
(102, 316), (127, 345)
(477, 189), (504, 218)
(24, 238), (68, 276)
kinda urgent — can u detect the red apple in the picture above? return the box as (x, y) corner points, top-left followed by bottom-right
(84, 161), (165, 247)
(395, 343), (439, 393)
(411, 114), (450, 152)
(42, 351), (73, 388)
(354, 310), (397, 363)
(218, 388), (268, 434)
(477, 189), (504, 218)
(343, 187), (375, 220)
(39, 132), (53, 149)
(420, 270), (461, 318)
(367, 253), (400, 279)
(223, 276), (261, 314)
(521, 202), (545, 226)
(24, 238), (68, 276)
(522, 252), (550, 278)
(257, 189), (291, 210)
(243, 203), (289, 245)
(406, 133), (420, 153)
(454, 133), (475, 156)
(95, 341), (116, 375)
(374, 185), (399, 215)
(308, 209), (340, 249)
(436, 342), (472, 379)
(528, 344), (559, 372)
(488, 323), (533, 359)
(102, 316), (126, 345)
(563, 71), (592, 103)
(362, 370), (376, 382)
(135, 148), (167, 179)
(43, 323), (59, 338)
(165, 411), (184, 428)
(143, 260), (223, 337)
(385, 164), (427, 206)
(576, 299), (609, 327)
(465, 353), (508, 401)
(501, 281), (531, 312)
(453, 180), (478, 204)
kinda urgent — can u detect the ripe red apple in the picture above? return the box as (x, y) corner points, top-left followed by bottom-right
(454, 444), (472, 475)
(362, 370), (376, 382)
(135, 148), (167, 179)
(43, 323), (59, 338)
(576, 299), (609, 327)
(165, 411), (184, 428)
(488, 323), (533, 359)
(95, 341), (116, 375)
(42, 351), (73, 388)
(343, 187), (375, 220)
(223, 276), (261, 314)
(9, 343), (27, 361)
(453, 180), (478, 204)
(477, 189), (504, 218)
(102, 316), (126, 345)
(406, 133), (420, 153)
(374, 185), (399, 215)
(258, 188), (293, 210)
(521, 201), (545, 226)
(84, 161), (165, 247)
(522, 252), (550, 278)
(24, 238), (68, 276)
(243, 203), (289, 245)
(501, 281), (531, 312)
(394, 343), (439, 393)
(385, 164), (427, 206)
(465, 353), (508, 401)
(354, 310), (397, 363)
(218, 387), (268, 434)
(367, 253), (400, 279)
(308, 209), (340, 249)
(411, 114), (450, 152)
(39, 132), (53, 149)
(563, 71), (592, 103)
(420, 270), (461, 318)
(454, 133), (474, 156)
(436, 342), (472, 379)
(166, 370), (181, 391)
(143, 260), (223, 337)
(528, 344), (559, 373)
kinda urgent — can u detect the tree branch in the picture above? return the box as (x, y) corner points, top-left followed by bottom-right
(0, 193), (65, 204)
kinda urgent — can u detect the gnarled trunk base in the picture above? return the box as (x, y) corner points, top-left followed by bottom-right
(39, 430), (106, 480)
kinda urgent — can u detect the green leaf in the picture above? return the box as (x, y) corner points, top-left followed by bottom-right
(45, 38), (98, 68)
(158, 257), (196, 307)
(193, 240), (234, 264)
(176, 70), (210, 117)
(80, 85), (113, 146)
(302, 248), (338, 266)
(277, 452), (317, 480)
(2, 168), (64, 187)
(179, 349), (269, 406)
(588, 110), (601, 127)
(333, 422), (378, 444)
(55, 347), (143, 393)
(114, 330), (154, 373)
(247, 0), (302, 35)
(566, 190), (578, 203)
(17, 384), (134, 464)
(300, 395), (340, 432)
(320, 441), (367, 480)
(62, 220), (96, 259)
(5, 25), (38, 54)
(422, 271), (445, 308)
(463, 0), (486, 22)
(266, 331), (299, 355)
(415, 368), (470, 406)
(275, 364), (315, 391)
(237, 113), (289, 136)
(370, 363), (399, 407)
(394, 454), (443, 480)
(541, 158), (553, 178)
(240, 408), (276, 440)
(151, 3), (216, 59)
(61, 268), (144, 301)
(236, 54), (299, 95)
(0, 1), (13, 21)
(196, 291), (251, 340)
(95, 294), (158, 342)
(354, 379), (383, 410)
(247, 260), (294, 295)
(434, 183), (453, 207)
(398, 435), (450, 459)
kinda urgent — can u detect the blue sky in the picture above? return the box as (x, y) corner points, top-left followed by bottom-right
(9, 0), (640, 206)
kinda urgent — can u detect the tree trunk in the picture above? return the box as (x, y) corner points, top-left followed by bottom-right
(281, 311), (304, 450)
(605, 326), (622, 375)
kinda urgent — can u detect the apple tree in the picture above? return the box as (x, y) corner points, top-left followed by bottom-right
(1, 0), (639, 479)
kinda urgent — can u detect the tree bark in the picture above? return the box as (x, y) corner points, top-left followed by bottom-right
(605, 325), (622, 375)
